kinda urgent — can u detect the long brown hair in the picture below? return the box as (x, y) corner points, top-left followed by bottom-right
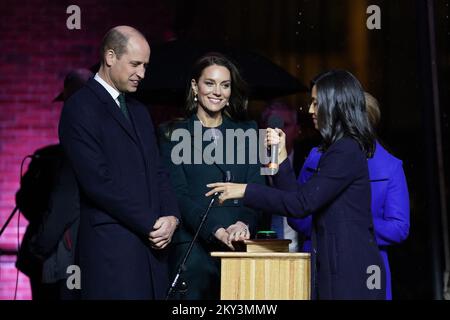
(185, 52), (249, 121)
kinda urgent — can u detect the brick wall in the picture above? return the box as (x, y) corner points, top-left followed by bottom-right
(0, 0), (173, 300)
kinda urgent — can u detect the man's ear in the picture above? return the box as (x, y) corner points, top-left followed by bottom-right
(104, 49), (116, 67)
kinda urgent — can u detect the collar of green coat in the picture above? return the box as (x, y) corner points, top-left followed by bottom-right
(183, 113), (256, 175)
(186, 113), (240, 135)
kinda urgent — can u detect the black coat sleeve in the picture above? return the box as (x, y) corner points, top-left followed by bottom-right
(59, 98), (153, 237)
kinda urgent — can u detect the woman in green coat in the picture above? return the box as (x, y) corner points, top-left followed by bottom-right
(159, 53), (265, 299)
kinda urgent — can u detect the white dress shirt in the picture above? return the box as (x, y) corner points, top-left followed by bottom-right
(94, 73), (122, 108)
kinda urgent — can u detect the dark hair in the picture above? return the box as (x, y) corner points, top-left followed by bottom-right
(311, 70), (375, 157)
(186, 52), (248, 121)
(100, 27), (146, 63)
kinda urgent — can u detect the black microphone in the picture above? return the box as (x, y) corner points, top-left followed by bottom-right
(166, 168), (232, 299)
(213, 163), (233, 183)
(211, 167), (232, 199)
(224, 170), (232, 183)
(266, 115), (284, 175)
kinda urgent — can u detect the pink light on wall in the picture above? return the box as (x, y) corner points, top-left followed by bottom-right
(0, 0), (174, 300)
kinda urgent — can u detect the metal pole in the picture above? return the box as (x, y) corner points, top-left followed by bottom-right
(416, 0), (449, 300)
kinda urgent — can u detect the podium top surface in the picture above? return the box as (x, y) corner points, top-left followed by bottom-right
(210, 252), (311, 259)
(227, 239), (294, 253)
(244, 239), (291, 245)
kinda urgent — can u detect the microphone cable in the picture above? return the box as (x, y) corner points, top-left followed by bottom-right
(13, 154), (33, 300)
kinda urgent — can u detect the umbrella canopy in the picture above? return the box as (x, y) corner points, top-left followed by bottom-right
(134, 40), (308, 104)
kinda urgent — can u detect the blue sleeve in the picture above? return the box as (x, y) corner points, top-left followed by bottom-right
(299, 147), (321, 184)
(287, 215), (312, 236)
(373, 161), (410, 245)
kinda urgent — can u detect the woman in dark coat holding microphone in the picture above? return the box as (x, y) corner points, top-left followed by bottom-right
(206, 70), (386, 300)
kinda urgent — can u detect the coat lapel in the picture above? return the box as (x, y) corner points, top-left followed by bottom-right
(87, 79), (138, 144)
(368, 142), (390, 182)
(127, 99), (150, 159)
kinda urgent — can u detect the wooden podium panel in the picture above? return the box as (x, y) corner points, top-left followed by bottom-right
(211, 252), (310, 300)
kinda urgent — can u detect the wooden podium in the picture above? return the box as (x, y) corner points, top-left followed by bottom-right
(211, 240), (311, 300)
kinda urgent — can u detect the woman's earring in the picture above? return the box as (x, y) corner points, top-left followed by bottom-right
(226, 101), (230, 106)
(194, 94), (198, 102)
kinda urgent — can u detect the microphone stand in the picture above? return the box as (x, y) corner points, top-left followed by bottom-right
(0, 154), (34, 238)
(165, 193), (219, 300)
(0, 206), (18, 238)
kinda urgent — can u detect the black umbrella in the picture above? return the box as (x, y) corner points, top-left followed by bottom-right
(133, 40), (308, 104)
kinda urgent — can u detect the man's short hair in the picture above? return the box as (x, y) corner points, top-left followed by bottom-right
(100, 29), (129, 62)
